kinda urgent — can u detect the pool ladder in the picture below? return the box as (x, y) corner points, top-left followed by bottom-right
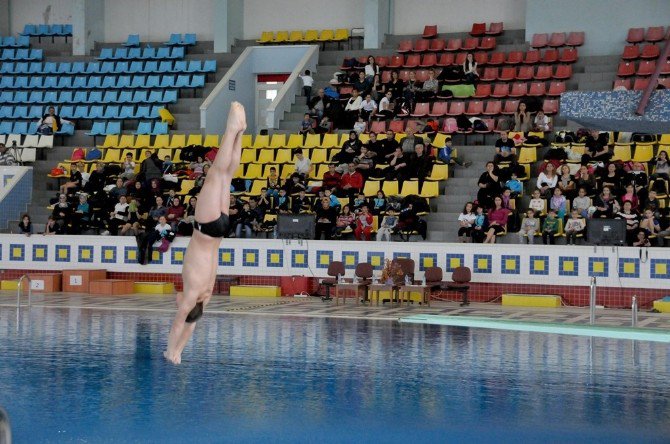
(0, 405), (11, 444)
(15, 275), (32, 329)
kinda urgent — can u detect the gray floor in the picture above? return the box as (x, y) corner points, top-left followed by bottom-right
(2, 291), (669, 330)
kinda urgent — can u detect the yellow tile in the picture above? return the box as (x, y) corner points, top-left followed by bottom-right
(449, 258), (461, 268)
(319, 254), (330, 265)
(174, 251), (184, 261)
(221, 252), (231, 262)
(623, 262), (635, 274)
(505, 258), (516, 270)
(82, 249), (91, 259)
(151, 251), (160, 261)
(593, 261), (605, 273)
(345, 255), (355, 266)
(105, 250), (114, 260)
(534, 259), (545, 271)
(13, 247), (22, 258)
(563, 261), (574, 272)
(127, 250), (137, 260)
(58, 249), (68, 259)
(294, 253), (305, 264)
(423, 257), (434, 267)
(34, 248), (45, 258)
(477, 258), (488, 269)
(655, 263), (667, 275)
(370, 256), (381, 267)
(270, 253), (280, 264)
(245, 252), (255, 263)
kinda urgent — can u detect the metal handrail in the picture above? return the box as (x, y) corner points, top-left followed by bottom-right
(0, 406), (11, 444)
(16, 275), (32, 309)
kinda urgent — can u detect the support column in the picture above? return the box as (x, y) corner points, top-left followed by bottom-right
(213, 0), (243, 54)
(0, 0), (9, 36)
(364, 0), (391, 49)
(71, 0), (104, 56)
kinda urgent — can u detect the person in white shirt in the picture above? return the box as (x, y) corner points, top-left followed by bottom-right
(299, 69), (314, 102)
(360, 93), (377, 121)
(364, 55), (379, 80)
(294, 149), (312, 179)
(377, 90), (394, 120)
(37, 106), (73, 135)
(536, 162), (558, 198)
(344, 89), (363, 128)
(533, 110), (551, 132)
(105, 195), (130, 235)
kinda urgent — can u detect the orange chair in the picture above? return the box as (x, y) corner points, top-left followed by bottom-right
(488, 51), (505, 65)
(553, 64), (572, 80)
(422, 25), (438, 39)
(429, 101), (448, 117)
(528, 82), (546, 96)
(531, 33), (548, 48)
(509, 82), (529, 97)
(645, 26), (665, 42)
(470, 23), (486, 37)
(478, 37), (496, 50)
(640, 44), (660, 59)
(637, 60), (656, 76)
(491, 83), (510, 98)
(436, 53), (454, 67)
(486, 22), (504, 36)
(506, 51), (523, 64)
(473, 83), (492, 98)
(463, 37), (478, 51)
(428, 39), (445, 52)
(617, 61), (636, 77)
(445, 38), (461, 52)
(627, 27), (644, 44)
(559, 47), (578, 63)
(524, 49), (540, 64)
(397, 40), (412, 53)
(621, 45), (640, 60)
(541, 48), (558, 63)
(566, 31), (585, 46)
(547, 81), (566, 96)
(548, 32), (566, 47)
(412, 39), (430, 52)
(483, 100), (501, 116)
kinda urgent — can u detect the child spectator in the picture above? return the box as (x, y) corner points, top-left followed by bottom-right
(518, 208), (539, 244)
(354, 205), (374, 241)
(542, 209), (559, 244)
(632, 230), (651, 247)
(120, 153), (136, 182)
(436, 138), (471, 168)
(620, 184), (639, 211)
(372, 190), (387, 215)
(564, 209), (586, 245)
(332, 204), (355, 238)
(266, 166), (281, 197)
(533, 110), (551, 131)
(529, 189), (546, 216)
(299, 114), (314, 136)
(550, 187), (567, 219)
(44, 216), (64, 235)
(299, 69), (314, 102)
(18, 214), (32, 236)
(505, 173), (523, 197)
(471, 206), (487, 243)
(572, 187), (591, 218)
(353, 116), (367, 134)
(294, 149), (312, 179)
(353, 192), (367, 213)
(376, 208), (398, 241)
(639, 208), (662, 246)
(616, 201), (640, 245)
(457, 202), (476, 243)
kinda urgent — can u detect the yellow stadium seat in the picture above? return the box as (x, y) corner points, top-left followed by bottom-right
(117, 134), (135, 149)
(173, 149), (182, 163)
(177, 180), (195, 195)
(132, 135), (151, 149)
(287, 30), (303, 43)
(611, 144), (632, 162)
(658, 134), (670, 144)
(518, 147), (537, 164)
(240, 149), (257, 164)
(257, 150), (275, 163)
(256, 31), (274, 43)
(186, 133), (203, 146)
(303, 30), (319, 43)
(427, 164), (448, 181)
(334, 28), (349, 42)
(311, 163), (328, 180)
(151, 134), (170, 149)
(309, 148), (328, 164)
(400, 180), (420, 196)
(248, 179), (266, 196)
(252, 134), (270, 149)
(319, 133), (339, 148)
(273, 31), (289, 43)
(431, 133), (449, 148)
(268, 134), (286, 149)
(566, 144), (585, 163)
(286, 134), (303, 149)
(102, 149), (121, 163)
(317, 29), (335, 42)
(156, 148), (172, 162)
(233, 164), (244, 179)
(632, 143), (654, 162)
(281, 164), (295, 179)
(159, 108), (175, 126)
(338, 133), (351, 147)
(363, 180), (381, 197)
(524, 132), (544, 147)
(358, 133), (370, 144)
(121, 149), (138, 162)
(97, 134), (119, 149)
(275, 148), (293, 164)
(168, 134), (186, 149)
(241, 134), (252, 149)
(382, 180), (399, 196)
(242, 163), (263, 179)
(420, 181), (439, 198)
(262, 164), (279, 177)
(204, 134), (220, 147)
(302, 133), (320, 149)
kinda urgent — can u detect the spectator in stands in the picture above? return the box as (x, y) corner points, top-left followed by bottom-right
(639, 208), (663, 246)
(266, 166), (281, 197)
(333, 204), (355, 238)
(408, 143), (433, 182)
(376, 90), (395, 120)
(592, 186), (619, 218)
(564, 209), (586, 245)
(353, 71), (370, 96)
(462, 53), (479, 84)
(233, 202), (254, 239)
(513, 102), (532, 132)
(83, 162), (106, 196)
(275, 188), (291, 214)
(364, 56), (379, 81)
(139, 150), (163, 186)
(533, 110), (551, 132)
(494, 132), (517, 164)
(550, 187), (567, 219)
(518, 208), (540, 244)
(371, 74), (384, 102)
(138, 215), (173, 265)
(148, 195), (168, 227)
(44, 216), (64, 235)
(315, 116), (332, 134)
(299, 69), (314, 103)
(344, 89), (363, 128)
(119, 197), (143, 237)
(166, 196), (184, 231)
(505, 173), (523, 197)
(376, 208), (397, 241)
(360, 94), (377, 121)
(621, 184), (639, 211)
(581, 130), (611, 164)
(36, 106), (73, 135)
(541, 209), (559, 244)
(632, 230), (651, 247)
(284, 173), (306, 195)
(365, 132), (382, 156)
(574, 165), (596, 196)
(557, 164), (576, 200)
(403, 71), (421, 111)
(372, 190), (387, 215)
(386, 147), (408, 180)
(477, 162), (501, 209)
(353, 145), (376, 177)
(599, 162), (623, 196)
(353, 116), (367, 134)
(471, 205), (487, 243)
(416, 69), (439, 102)
(103, 195), (129, 235)
(529, 189), (545, 216)
(537, 162), (558, 199)
(291, 189), (312, 214)
(339, 163), (365, 203)
(396, 201), (427, 241)
(190, 155), (208, 179)
(324, 189), (341, 212)
(379, 130), (399, 158)
(418, 118), (439, 140)
(71, 194), (91, 234)
(294, 149), (312, 179)
(176, 196), (197, 236)
(386, 71), (405, 101)
(59, 162), (83, 195)
(315, 198), (337, 240)
(457, 202), (476, 243)
(322, 163), (342, 193)
(354, 205), (374, 241)
(437, 137), (470, 168)
(18, 213), (32, 236)
(399, 127), (417, 154)
(483, 196), (509, 243)
(0, 143), (16, 166)
(626, 162), (649, 205)
(650, 150), (670, 184)
(308, 88), (330, 120)
(299, 113), (314, 137)
(333, 131), (361, 169)
(257, 188), (272, 213)
(352, 192), (367, 213)
(129, 180), (148, 211)
(109, 178), (128, 202)
(52, 193), (71, 230)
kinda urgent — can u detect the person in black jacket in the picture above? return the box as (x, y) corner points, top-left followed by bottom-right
(37, 106), (73, 134)
(315, 198), (337, 240)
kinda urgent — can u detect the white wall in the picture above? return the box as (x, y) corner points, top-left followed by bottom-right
(393, 0), (527, 35)
(9, 0), (73, 34)
(526, 0), (670, 56)
(103, 0), (214, 43)
(242, 0), (363, 39)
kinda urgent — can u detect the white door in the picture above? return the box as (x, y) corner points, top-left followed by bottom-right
(255, 82), (282, 132)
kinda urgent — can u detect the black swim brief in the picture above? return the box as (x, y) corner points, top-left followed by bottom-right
(195, 213), (230, 238)
(185, 301), (204, 323)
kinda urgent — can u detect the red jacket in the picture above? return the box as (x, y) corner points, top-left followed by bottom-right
(340, 171), (364, 190)
(356, 213), (373, 229)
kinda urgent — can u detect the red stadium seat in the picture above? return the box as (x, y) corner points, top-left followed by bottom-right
(422, 25), (438, 39)
(446, 38), (461, 52)
(617, 61), (636, 77)
(535, 65), (552, 80)
(381, 70), (391, 83)
(553, 64), (572, 79)
(397, 40), (412, 53)
(640, 44), (660, 59)
(470, 22), (486, 36)
(636, 60), (656, 76)
(376, 56), (388, 68)
(473, 83), (492, 98)
(660, 58), (670, 75)
(463, 37), (478, 51)
(398, 69), (410, 81)
(486, 22), (504, 36)
(528, 81), (546, 96)
(481, 67), (498, 82)
(415, 69), (430, 82)
(446, 101), (465, 116)
(547, 81), (566, 96)
(440, 118), (458, 134)
(483, 100), (502, 116)
(412, 39), (430, 52)
(455, 52), (467, 65)
(566, 31), (585, 46)
(658, 77), (670, 88)
(559, 47), (578, 63)
(403, 54), (420, 68)
(436, 53), (455, 66)
(428, 39), (445, 52)
(429, 101), (448, 117)
(543, 99), (559, 114)
(523, 49), (540, 65)
(541, 49), (558, 64)
(506, 51), (523, 65)
(531, 33), (548, 48)
(645, 26), (665, 42)
(420, 53), (437, 67)
(499, 66), (516, 81)
(612, 78), (632, 90)
(388, 55), (403, 68)
(465, 100), (484, 116)
(502, 100), (519, 115)
(388, 120), (405, 133)
(548, 32), (566, 47)
(621, 45), (640, 60)
(633, 77), (650, 91)
(474, 51), (489, 66)
(478, 37), (496, 50)
(627, 27), (644, 44)
(516, 65), (534, 80)
(411, 102), (430, 117)
(491, 83), (510, 98)
(509, 82), (528, 97)
(369, 120), (386, 134)
(487, 51), (505, 66)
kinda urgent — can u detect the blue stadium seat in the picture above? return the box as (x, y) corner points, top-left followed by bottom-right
(0, 62), (13, 73)
(21, 24), (37, 36)
(191, 75), (206, 88)
(183, 33), (197, 46)
(27, 62), (42, 74)
(102, 91), (118, 103)
(163, 90), (178, 103)
(115, 61), (129, 73)
(170, 47), (185, 59)
(85, 62), (100, 74)
(84, 122), (107, 136)
(43, 77), (58, 89)
(150, 105), (163, 118)
(87, 76), (102, 89)
(113, 47), (128, 60)
(15, 49), (29, 60)
(159, 75), (175, 88)
(158, 60), (173, 73)
(130, 75), (146, 88)
(152, 122), (168, 135)
(98, 48), (113, 60)
(73, 106), (89, 119)
(172, 60), (187, 72)
(165, 33), (181, 46)
(155, 47), (170, 59)
(175, 75), (190, 88)
(142, 60), (158, 73)
(1, 49), (15, 60)
(106, 121), (121, 134)
(37, 25), (52, 36)
(28, 77), (44, 88)
(147, 90), (163, 104)
(1, 36), (16, 47)
(43, 91), (58, 104)
(28, 105), (43, 119)
(186, 60), (202, 73)
(28, 49), (43, 60)
(132, 91), (148, 103)
(13, 121), (29, 134)
(86, 91), (103, 104)
(72, 76), (88, 89)
(16, 35), (30, 47)
(72, 91), (87, 103)
(127, 47), (142, 59)
(0, 121), (12, 134)
(100, 61), (115, 73)
(119, 105), (135, 119)
(0, 76), (13, 89)
(59, 105), (74, 119)
(50, 24), (64, 36)
(57, 122), (75, 136)
(27, 121), (38, 135)
(12, 91), (27, 104)
(62, 25), (73, 36)
(123, 34), (140, 47)
(103, 106), (120, 119)
(0, 92), (12, 104)
(0, 106), (11, 118)
(11, 106), (28, 119)
(145, 75), (160, 89)
(129, 61), (143, 73)
(57, 62), (71, 74)
(115, 76), (130, 89)
(14, 62), (29, 73)
(14, 77), (28, 89)
(57, 91), (73, 104)
(68, 62), (84, 74)
(142, 47), (157, 59)
(28, 91), (44, 104)
(135, 121), (153, 134)
(135, 105), (151, 119)
(88, 105), (104, 119)
(116, 91), (133, 103)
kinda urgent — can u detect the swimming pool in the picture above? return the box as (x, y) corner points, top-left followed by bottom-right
(1, 307), (669, 443)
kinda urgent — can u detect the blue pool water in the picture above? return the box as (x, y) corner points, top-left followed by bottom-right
(1, 307), (669, 443)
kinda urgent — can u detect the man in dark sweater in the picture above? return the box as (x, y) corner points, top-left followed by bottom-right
(315, 198), (337, 240)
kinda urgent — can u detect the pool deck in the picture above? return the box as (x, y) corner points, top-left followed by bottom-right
(1, 291), (669, 330)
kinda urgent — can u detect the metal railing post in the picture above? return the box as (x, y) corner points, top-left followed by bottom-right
(589, 276), (597, 325)
(632, 295), (638, 327)
(15, 275), (32, 331)
(0, 405), (12, 444)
